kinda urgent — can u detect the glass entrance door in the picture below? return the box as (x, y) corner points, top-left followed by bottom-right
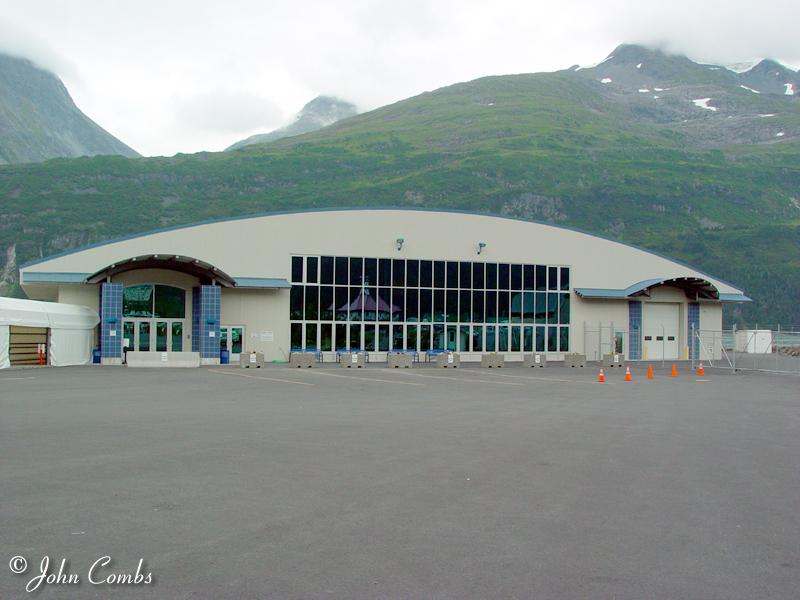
(123, 319), (185, 352)
(220, 326), (244, 361)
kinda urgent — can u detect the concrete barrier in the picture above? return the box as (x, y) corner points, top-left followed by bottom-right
(289, 352), (316, 368)
(602, 353), (626, 368)
(240, 352), (265, 368)
(564, 353), (587, 368)
(340, 352), (365, 368)
(481, 353), (505, 368)
(435, 352), (460, 368)
(523, 353), (547, 368)
(387, 352), (413, 368)
(126, 351), (200, 368)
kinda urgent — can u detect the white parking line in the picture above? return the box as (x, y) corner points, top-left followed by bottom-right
(303, 370), (424, 386)
(457, 370), (613, 385)
(0, 376), (36, 381)
(388, 371), (523, 386)
(208, 369), (315, 386)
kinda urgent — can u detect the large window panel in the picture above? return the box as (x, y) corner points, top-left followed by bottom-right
(290, 255), (571, 355)
(378, 258), (391, 286)
(460, 262), (472, 289)
(472, 291), (484, 323)
(485, 291), (498, 324)
(335, 257), (348, 285)
(433, 290), (445, 322)
(498, 263), (510, 290)
(510, 265), (522, 290)
(377, 288), (392, 322)
(406, 289), (419, 322)
(306, 257), (318, 284)
(154, 285), (185, 318)
(420, 289), (433, 322)
(446, 290), (458, 322)
(392, 259), (405, 287)
(420, 260), (432, 287)
(486, 263), (497, 290)
(433, 261), (446, 289)
(348, 287), (363, 321)
(304, 285), (318, 321)
(334, 286), (348, 321)
(364, 258), (377, 286)
(290, 285), (303, 321)
(472, 262), (484, 289)
(291, 256), (303, 283)
(446, 261), (458, 288)
(392, 289), (405, 322)
(350, 257), (363, 285)
(320, 286), (334, 320)
(406, 260), (419, 287)
(123, 284), (154, 318)
(321, 256), (334, 284)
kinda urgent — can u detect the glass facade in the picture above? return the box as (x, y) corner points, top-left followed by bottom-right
(290, 255), (570, 352)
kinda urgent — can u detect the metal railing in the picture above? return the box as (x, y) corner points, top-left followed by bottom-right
(692, 326), (800, 375)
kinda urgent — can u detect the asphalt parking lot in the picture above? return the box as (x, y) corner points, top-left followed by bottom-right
(1, 363), (799, 599)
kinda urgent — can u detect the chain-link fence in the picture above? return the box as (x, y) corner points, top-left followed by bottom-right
(692, 326), (800, 375)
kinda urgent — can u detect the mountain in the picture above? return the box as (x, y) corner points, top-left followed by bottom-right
(0, 53), (139, 165)
(226, 95), (358, 150)
(1, 44), (798, 325)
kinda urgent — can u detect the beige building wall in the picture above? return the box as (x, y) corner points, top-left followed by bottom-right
(21, 210), (744, 362)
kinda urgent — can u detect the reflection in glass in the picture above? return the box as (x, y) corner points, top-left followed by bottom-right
(321, 323), (332, 351)
(292, 256), (571, 356)
(379, 325), (390, 351)
(123, 285), (153, 318)
(472, 325), (483, 352)
(364, 324), (376, 351)
(305, 323), (318, 350)
(291, 256), (303, 283)
(171, 322), (183, 352)
(433, 261), (445, 288)
(291, 323), (302, 349)
(523, 325), (533, 352)
(321, 256), (334, 284)
(420, 261), (432, 287)
(306, 257), (318, 283)
(485, 325), (496, 352)
(154, 286), (185, 318)
(139, 322), (150, 351)
(123, 321), (134, 350)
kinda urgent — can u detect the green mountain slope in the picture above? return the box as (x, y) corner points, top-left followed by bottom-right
(0, 53), (139, 165)
(1, 45), (798, 325)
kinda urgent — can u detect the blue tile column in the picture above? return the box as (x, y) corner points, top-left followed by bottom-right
(688, 302), (700, 360)
(196, 285), (220, 362)
(628, 300), (642, 360)
(191, 287), (201, 353)
(100, 283), (123, 362)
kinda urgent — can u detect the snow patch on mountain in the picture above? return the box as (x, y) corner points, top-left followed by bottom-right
(739, 85), (760, 94)
(693, 98), (717, 111)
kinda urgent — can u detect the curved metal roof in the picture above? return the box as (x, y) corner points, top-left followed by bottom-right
(574, 277), (750, 302)
(85, 254), (237, 287)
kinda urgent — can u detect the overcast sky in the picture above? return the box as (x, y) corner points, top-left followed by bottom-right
(1, 0), (798, 157)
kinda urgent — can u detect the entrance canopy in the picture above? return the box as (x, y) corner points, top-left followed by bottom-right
(85, 254), (237, 287)
(574, 277), (751, 302)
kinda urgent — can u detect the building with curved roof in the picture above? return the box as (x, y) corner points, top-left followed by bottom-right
(19, 209), (748, 365)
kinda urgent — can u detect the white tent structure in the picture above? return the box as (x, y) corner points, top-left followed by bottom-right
(0, 297), (99, 369)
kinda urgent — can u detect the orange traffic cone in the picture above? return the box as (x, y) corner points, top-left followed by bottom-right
(598, 368), (605, 383)
(671, 363), (678, 378)
(624, 366), (632, 382)
(697, 362), (705, 376)
(647, 365), (654, 380)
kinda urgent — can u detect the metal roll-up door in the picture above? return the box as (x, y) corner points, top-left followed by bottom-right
(9, 326), (49, 366)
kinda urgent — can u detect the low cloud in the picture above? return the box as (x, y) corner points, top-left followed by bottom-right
(171, 90), (286, 135)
